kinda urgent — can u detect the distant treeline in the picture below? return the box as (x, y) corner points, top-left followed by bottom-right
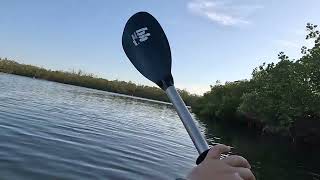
(0, 59), (199, 106)
(192, 23), (320, 142)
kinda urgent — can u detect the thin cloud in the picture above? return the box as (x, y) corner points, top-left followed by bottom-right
(293, 29), (307, 36)
(276, 40), (300, 49)
(276, 38), (314, 50)
(176, 83), (210, 95)
(187, 0), (262, 26)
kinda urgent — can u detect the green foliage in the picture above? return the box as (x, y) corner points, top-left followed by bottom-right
(0, 58), (198, 106)
(193, 23), (320, 135)
(192, 80), (251, 121)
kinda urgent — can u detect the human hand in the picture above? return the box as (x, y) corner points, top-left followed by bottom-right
(187, 144), (255, 180)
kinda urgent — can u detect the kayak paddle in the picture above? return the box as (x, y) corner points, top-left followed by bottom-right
(122, 12), (210, 165)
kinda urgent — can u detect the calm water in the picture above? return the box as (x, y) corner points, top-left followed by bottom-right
(0, 73), (319, 180)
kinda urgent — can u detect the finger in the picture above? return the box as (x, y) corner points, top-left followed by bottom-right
(222, 155), (251, 169)
(206, 144), (231, 159)
(235, 167), (256, 180)
(221, 173), (244, 180)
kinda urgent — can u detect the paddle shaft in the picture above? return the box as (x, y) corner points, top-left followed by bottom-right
(166, 86), (209, 154)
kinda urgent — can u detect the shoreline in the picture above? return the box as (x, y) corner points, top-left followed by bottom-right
(0, 59), (199, 107)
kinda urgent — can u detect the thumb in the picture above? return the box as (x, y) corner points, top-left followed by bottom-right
(206, 144), (231, 160)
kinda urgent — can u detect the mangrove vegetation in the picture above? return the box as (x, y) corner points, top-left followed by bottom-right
(192, 23), (320, 144)
(0, 59), (199, 106)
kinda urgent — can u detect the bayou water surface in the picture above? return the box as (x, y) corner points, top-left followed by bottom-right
(0, 73), (319, 180)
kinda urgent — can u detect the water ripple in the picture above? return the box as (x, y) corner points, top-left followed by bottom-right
(0, 74), (197, 180)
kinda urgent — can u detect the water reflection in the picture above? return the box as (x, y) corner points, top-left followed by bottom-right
(1, 73), (319, 180)
(0, 74), (197, 180)
(202, 120), (320, 180)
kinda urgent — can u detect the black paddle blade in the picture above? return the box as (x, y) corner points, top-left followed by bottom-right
(122, 12), (174, 90)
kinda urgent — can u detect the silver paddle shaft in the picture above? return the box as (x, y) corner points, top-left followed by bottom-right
(166, 86), (209, 154)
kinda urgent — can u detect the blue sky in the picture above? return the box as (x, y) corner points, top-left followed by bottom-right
(0, 0), (319, 94)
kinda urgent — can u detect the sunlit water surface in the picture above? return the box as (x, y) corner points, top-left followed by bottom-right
(0, 73), (319, 180)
